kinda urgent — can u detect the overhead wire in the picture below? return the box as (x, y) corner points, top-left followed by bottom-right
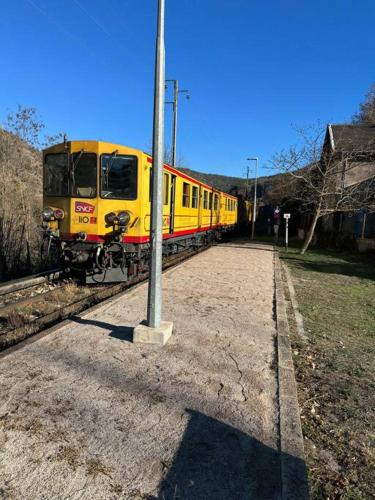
(24, 0), (95, 56)
(71, 0), (111, 37)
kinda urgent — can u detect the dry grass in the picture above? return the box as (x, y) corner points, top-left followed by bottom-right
(282, 248), (375, 499)
(5, 310), (30, 329)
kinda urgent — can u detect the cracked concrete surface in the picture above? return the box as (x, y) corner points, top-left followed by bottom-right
(0, 242), (281, 499)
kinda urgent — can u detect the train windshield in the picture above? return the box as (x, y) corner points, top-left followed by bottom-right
(71, 153), (97, 198)
(44, 153), (69, 196)
(101, 154), (137, 199)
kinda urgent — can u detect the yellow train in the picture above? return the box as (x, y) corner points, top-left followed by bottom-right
(42, 140), (238, 283)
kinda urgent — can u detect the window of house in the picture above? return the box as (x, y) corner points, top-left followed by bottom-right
(163, 173), (169, 205)
(203, 190), (208, 209)
(192, 186), (198, 208)
(182, 182), (190, 207)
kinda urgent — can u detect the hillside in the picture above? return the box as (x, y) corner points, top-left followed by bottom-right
(180, 166), (284, 198)
(0, 129), (42, 279)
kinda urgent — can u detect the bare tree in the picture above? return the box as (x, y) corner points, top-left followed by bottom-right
(353, 83), (375, 123)
(272, 125), (375, 254)
(4, 105), (45, 148)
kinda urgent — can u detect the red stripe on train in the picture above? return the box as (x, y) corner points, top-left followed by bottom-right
(60, 225), (226, 244)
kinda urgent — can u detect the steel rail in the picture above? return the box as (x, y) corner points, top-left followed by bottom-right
(0, 269), (61, 297)
(0, 282), (67, 315)
(0, 246), (212, 353)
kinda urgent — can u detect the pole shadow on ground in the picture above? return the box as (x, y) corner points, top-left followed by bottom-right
(70, 316), (134, 342)
(155, 409), (307, 500)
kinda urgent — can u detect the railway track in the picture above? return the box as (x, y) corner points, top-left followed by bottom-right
(0, 246), (210, 353)
(0, 269), (61, 297)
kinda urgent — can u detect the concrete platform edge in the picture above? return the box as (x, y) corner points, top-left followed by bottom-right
(274, 252), (310, 500)
(282, 261), (309, 342)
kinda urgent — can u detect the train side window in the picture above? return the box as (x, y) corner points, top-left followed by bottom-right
(214, 194), (218, 210)
(203, 190), (208, 209)
(182, 182), (190, 207)
(163, 173), (169, 205)
(192, 186), (198, 208)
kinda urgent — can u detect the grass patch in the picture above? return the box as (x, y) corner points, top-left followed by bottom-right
(281, 247), (375, 499)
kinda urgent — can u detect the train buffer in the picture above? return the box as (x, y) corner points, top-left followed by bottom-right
(0, 239), (308, 499)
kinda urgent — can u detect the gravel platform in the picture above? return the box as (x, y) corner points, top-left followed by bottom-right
(0, 242), (282, 499)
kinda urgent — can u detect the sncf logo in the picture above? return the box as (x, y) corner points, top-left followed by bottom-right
(75, 201), (95, 214)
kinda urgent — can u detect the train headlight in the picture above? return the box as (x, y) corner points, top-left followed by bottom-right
(54, 208), (65, 220)
(117, 211), (131, 226)
(105, 212), (117, 226)
(42, 207), (54, 221)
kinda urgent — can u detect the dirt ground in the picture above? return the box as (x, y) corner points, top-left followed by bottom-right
(0, 242), (281, 499)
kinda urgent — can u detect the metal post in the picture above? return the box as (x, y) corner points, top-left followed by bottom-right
(245, 165), (249, 199)
(247, 157), (258, 240)
(361, 212), (367, 240)
(285, 219), (289, 252)
(166, 80), (189, 167)
(171, 79), (178, 167)
(252, 158), (258, 240)
(147, 0), (165, 328)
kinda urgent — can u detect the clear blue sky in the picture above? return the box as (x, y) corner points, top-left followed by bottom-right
(1, 0), (374, 178)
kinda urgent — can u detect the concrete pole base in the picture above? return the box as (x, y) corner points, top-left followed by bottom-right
(133, 321), (173, 346)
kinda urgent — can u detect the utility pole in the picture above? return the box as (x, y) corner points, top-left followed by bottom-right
(245, 164), (250, 199)
(134, 0), (173, 345)
(165, 79), (189, 167)
(247, 157), (258, 240)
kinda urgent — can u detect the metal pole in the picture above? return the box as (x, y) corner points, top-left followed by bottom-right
(361, 212), (367, 240)
(245, 165), (249, 199)
(285, 219), (289, 252)
(171, 79), (178, 167)
(147, 0), (165, 328)
(251, 158), (258, 240)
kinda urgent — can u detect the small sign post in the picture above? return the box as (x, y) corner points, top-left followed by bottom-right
(284, 213), (291, 252)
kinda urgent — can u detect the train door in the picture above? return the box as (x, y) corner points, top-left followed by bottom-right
(169, 174), (176, 234)
(198, 186), (202, 229)
(209, 191), (213, 228)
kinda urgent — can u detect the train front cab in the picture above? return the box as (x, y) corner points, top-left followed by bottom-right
(43, 141), (144, 282)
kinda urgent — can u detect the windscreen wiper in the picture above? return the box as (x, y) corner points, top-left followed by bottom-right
(71, 149), (84, 187)
(104, 149), (119, 187)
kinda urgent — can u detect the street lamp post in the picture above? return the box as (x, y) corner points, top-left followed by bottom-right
(247, 157), (258, 240)
(165, 79), (189, 167)
(133, 0), (173, 345)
